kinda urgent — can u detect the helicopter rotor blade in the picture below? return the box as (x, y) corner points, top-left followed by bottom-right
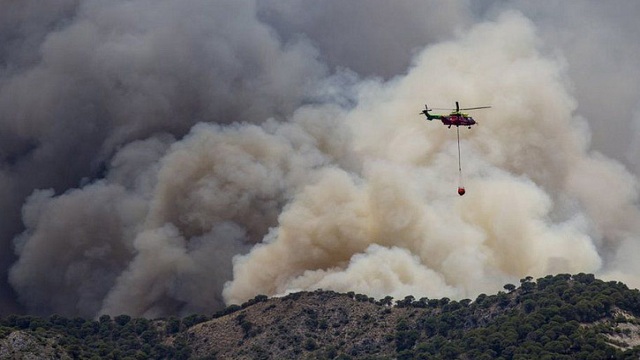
(461, 106), (491, 110)
(456, 101), (459, 112)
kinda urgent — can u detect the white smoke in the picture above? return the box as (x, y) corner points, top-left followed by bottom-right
(4, 3), (640, 317)
(222, 12), (638, 305)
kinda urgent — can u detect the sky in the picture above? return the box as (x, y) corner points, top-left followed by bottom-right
(1, 0), (639, 318)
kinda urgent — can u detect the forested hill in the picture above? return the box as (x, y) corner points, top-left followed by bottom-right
(2, 274), (640, 359)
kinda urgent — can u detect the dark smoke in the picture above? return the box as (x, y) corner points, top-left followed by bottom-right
(0, 0), (328, 315)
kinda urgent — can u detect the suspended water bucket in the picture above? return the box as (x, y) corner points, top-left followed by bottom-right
(457, 187), (466, 196)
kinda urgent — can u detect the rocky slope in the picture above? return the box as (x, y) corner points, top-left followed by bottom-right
(2, 273), (640, 359)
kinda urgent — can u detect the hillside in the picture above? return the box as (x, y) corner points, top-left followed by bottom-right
(2, 273), (640, 359)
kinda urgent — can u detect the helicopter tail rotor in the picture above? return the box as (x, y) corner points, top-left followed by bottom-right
(420, 104), (434, 119)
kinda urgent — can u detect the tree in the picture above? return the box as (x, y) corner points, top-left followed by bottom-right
(166, 317), (181, 334)
(523, 299), (536, 314)
(379, 296), (394, 306)
(396, 295), (415, 308)
(115, 315), (131, 326)
(395, 329), (419, 352)
(304, 338), (317, 351)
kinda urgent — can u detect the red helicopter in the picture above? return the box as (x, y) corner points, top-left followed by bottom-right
(420, 101), (490, 129)
(420, 101), (490, 196)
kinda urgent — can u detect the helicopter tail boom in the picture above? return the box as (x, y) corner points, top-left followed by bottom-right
(420, 104), (438, 120)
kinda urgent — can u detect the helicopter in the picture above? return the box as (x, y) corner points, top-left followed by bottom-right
(420, 101), (490, 128)
(419, 101), (491, 196)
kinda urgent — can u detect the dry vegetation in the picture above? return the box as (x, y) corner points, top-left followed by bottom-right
(3, 273), (640, 359)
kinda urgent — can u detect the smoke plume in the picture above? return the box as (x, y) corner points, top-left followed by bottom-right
(224, 12), (638, 305)
(2, 2), (640, 317)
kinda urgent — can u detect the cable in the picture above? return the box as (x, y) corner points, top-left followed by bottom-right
(457, 126), (465, 196)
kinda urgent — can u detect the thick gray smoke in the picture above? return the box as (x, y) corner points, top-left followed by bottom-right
(2, 1), (640, 317)
(0, 0), (328, 314)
